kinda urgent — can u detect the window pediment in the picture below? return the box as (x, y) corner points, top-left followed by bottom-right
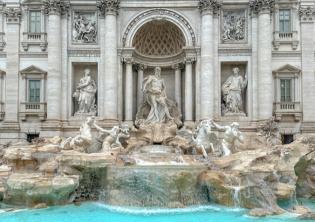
(20, 65), (47, 79)
(273, 64), (301, 75)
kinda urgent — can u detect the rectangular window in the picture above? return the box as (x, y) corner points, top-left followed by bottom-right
(29, 11), (41, 33)
(280, 79), (292, 102)
(29, 80), (41, 102)
(279, 9), (291, 33)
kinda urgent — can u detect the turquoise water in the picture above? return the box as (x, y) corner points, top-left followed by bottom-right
(0, 202), (312, 222)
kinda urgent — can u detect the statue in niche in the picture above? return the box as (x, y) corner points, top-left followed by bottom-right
(73, 13), (97, 43)
(222, 67), (247, 115)
(73, 68), (97, 115)
(211, 120), (244, 156)
(135, 67), (182, 127)
(94, 121), (130, 152)
(61, 116), (95, 153)
(222, 10), (246, 42)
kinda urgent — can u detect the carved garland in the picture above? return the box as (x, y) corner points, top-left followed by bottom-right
(96, 0), (120, 16)
(43, 0), (70, 15)
(122, 9), (196, 47)
(4, 7), (22, 18)
(249, 0), (275, 14)
(198, 0), (222, 15)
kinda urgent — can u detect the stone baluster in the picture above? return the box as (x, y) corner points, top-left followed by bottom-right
(136, 64), (146, 108)
(198, 0), (221, 120)
(172, 64), (182, 113)
(184, 58), (195, 123)
(43, 0), (69, 122)
(97, 0), (120, 122)
(123, 56), (134, 124)
(249, 0), (274, 120)
(3, 7), (21, 126)
(299, 6), (315, 124)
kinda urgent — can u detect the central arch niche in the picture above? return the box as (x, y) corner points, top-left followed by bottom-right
(132, 20), (186, 57)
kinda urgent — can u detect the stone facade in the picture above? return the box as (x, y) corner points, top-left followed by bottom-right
(0, 0), (314, 142)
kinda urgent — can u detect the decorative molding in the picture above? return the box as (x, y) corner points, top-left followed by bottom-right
(20, 65), (47, 79)
(68, 49), (100, 57)
(96, 0), (120, 16)
(43, 0), (70, 16)
(299, 6), (315, 22)
(249, 0), (275, 14)
(198, 0), (222, 15)
(4, 7), (21, 23)
(122, 8), (196, 47)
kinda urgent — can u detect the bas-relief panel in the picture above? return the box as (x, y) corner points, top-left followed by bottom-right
(221, 9), (247, 44)
(72, 11), (98, 44)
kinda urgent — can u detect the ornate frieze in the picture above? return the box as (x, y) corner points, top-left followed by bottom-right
(43, 0), (70, 16)
(96, 0), (120, 16)
(73, 12), (98, 44)
(4, 7), (21, 23)
(221, 9), (247, 43)
(299, 6), (315, 22)
(249, 0), (275, 14)
(198, 0), (222, 15)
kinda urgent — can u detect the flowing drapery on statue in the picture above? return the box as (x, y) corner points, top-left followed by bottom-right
(73, 68), (97, 115)
(222, 67), (247, 115)
(135, 67), (182, 127)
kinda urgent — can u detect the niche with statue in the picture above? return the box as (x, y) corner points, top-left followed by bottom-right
(72, 63), (98, 116)
(221, 62), (248, 116)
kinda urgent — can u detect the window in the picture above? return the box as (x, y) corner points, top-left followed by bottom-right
(29, 11), (41, 33)
(29, 80), (40, 102)
(280, 79), (291, 102)
(279, 9), (291, 33)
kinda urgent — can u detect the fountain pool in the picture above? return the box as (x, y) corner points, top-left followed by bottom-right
(0, 202), (314, 222)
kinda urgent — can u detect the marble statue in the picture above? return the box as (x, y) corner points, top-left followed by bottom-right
(222, 67), (247, 115)
(135, 67), (182, 127)
(94, 121), (130, 152)
(211, 120), (244, 156)
(61, 116), (95, 152)
(192, 119), (219, 158)
(73, 68), (97, 115)
(222, 10), (246, 42)
(73, 13), (97, 43)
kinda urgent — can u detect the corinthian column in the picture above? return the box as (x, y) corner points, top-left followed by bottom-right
(123, 56), (134, 124)
(198, 0), (221, 120)
(249, 0), (274, 120)
(184, 58), (194, 123)
(97, 0), (120, 122)
(43, 0), (69, 122)
(299, 6), (315, 124)
(3, 7), (21, 126)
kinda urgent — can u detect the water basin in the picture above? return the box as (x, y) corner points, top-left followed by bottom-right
(0, 202), (313, 222)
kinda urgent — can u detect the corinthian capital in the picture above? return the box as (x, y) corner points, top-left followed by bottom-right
(198, 0), (221, 15)
(97, 0), (120, 16)
(43, 0), (70, 16)
(249, 0), (275, 15)
(4, 7), (21, 23)
(299, 6), (315, 22)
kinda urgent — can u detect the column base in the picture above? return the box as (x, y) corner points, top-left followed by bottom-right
(184, 120), (195, 129)
(1, 121), (20, 131)
(123, 120), (134, 127)
(301, 122), (315, 134)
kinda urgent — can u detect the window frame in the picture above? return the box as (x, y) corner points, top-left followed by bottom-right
(279, 9), (291, 33)
(28, 79), (41, 103)
(28, 10), (42, 33)
(280, 78), (292, 102)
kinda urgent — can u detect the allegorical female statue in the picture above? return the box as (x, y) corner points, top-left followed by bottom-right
(73, 68), (97, 115)
(222, 67), (247, 115)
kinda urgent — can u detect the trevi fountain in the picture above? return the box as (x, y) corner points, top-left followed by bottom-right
(1, 0), (315, 222)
